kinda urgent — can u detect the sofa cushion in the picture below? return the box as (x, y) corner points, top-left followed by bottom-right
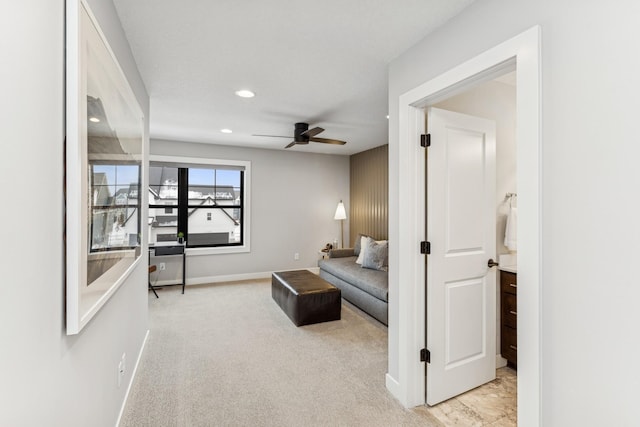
(362, 239), (388, 271)
(318, 256), (388, 302)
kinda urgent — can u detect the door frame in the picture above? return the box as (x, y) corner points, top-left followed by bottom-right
(388, 26), (541, 425)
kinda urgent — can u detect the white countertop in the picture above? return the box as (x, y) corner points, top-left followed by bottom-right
(499, 264), (517, 273)
(498, 254), (517, 273)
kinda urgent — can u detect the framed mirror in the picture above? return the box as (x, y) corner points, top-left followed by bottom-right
(66, 0), (144, 334)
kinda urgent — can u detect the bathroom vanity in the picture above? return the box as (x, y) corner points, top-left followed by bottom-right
(500, 268), (518, 368)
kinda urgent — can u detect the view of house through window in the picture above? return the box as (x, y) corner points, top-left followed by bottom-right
(91, 163), (140, 251)
(149, 162), (245, 248)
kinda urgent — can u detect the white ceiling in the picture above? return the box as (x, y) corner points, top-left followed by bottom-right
(113, 0), (477, 155)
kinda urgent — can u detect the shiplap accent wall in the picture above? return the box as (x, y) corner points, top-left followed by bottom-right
(350, 144), (388, 244)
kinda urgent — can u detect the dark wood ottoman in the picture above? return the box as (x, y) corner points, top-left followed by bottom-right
(272, 270), (341, 326)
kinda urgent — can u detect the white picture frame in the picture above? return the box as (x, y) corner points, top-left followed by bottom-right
(66, 0), (144, 335)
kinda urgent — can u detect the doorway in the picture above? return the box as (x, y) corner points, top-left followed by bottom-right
(424, 72), (517, 422)
(389, 25), (540, 425)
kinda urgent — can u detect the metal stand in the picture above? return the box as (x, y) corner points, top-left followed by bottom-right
(150, 244), (186, 294)
(148, 264), (159, 298)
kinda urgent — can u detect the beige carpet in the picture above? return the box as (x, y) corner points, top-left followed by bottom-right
(119, 279), (443, 426)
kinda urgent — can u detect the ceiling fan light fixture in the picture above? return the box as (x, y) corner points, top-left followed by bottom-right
(235, 89), (255, 98)
(254, 122), (347, 149)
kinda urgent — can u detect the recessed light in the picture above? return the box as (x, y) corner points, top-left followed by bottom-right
(221, 128), (233, 134)
(386, 115), (389, 119)
(89, 117), (100, 123)
(235, 89), (255, 98)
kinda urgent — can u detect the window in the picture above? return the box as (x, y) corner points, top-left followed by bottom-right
(90, 164), (140, 251)
(148, 157), (249, 252)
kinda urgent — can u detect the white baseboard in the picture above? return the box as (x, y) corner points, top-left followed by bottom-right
(187, 271), (271, 285)
(385, 373), (401, 398)
(155, 267), (320, 287)
(496, 354), (508, 368)
(116, 329), (149, 427)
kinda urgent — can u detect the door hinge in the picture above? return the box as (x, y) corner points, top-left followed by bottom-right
(420, 133), (431, 147)
(420, 241), (431, 254)
(420, 348), (431, 363)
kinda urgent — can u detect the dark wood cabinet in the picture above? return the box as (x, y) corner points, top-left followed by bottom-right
(500, 270), (517, 368)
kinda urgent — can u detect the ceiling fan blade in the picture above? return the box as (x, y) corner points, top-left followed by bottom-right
(301, 127), (324, 138)
(309, 137), (347, 145)
(284, 140), (297, 149)
(252, 134), (291, 138)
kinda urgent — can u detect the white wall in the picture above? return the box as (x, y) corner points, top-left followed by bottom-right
(151, 139), (350, 283)
(388, 0), (640, 425)
(0, 1), (149, 426)
(435, 79), (517, 357)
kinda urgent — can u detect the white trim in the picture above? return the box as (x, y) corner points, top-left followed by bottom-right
(391, 26), (541, 426)
(185, 246), (249, 256)
(116, 329), (150, 427)
(496, 354), (508, 369)
(385, 373), (401, 398)
(148, 154), (251, 255)
(150, 154), (249, 169)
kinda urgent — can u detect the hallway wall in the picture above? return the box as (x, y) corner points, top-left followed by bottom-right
(0, 2), (149, 425)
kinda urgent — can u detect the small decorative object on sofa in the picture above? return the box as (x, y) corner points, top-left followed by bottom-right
(318, 233), (388, 325)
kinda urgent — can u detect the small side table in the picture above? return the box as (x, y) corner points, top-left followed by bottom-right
(150, 244), (186, 294)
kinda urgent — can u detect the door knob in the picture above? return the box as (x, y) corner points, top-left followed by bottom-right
(487, 259), (499, 268)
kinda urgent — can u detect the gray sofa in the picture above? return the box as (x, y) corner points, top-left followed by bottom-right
(318, 248), (388, 325)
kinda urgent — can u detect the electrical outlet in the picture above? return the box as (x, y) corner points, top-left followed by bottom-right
(294, 253), (300, 260)
(159, 262), (166, 271)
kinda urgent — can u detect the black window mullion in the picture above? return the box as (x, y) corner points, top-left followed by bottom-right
(178, 168), (188, 244)
(239, 170), (244, 246)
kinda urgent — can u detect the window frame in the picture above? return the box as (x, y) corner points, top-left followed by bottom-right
(149, 155), (251, 255)
(89, 162), (141, 252)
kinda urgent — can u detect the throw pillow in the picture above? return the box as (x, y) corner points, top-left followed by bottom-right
(355, 235), (372, 265)
(362, 239), (388, 271)
(353, 233), (370, 257)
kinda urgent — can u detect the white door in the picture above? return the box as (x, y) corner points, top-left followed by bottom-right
(426, 107), (497, 405)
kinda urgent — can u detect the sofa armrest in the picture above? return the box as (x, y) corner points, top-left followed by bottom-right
(329, 248), (355, 258)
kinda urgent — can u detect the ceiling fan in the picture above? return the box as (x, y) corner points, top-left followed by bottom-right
(254, 122), (347, 149)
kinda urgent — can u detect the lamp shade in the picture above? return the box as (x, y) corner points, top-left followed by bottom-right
(334, 200), (347, 220)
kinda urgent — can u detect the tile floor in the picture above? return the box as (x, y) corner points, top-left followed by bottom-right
(426, 367), (517, 426)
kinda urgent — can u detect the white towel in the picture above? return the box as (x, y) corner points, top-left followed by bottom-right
(504, 207), (517, 251)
